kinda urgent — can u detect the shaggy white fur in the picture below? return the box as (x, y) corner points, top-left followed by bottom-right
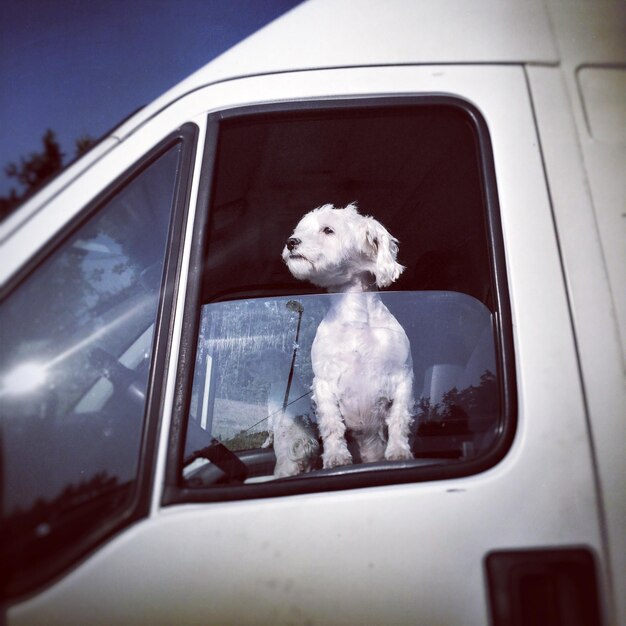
(282, 203), (414, 468)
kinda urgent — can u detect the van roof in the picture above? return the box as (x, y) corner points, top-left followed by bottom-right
(113, 0), (559, 139)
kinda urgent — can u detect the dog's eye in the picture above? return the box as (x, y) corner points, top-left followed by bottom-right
(322, 226), (334, 235)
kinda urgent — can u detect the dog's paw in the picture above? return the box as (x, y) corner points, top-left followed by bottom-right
(384, 442), (413, 462)
(322, 449), (353, 469)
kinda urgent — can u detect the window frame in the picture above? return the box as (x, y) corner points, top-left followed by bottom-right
(1, 123), (198, 600)
(163, 96), (516, 505)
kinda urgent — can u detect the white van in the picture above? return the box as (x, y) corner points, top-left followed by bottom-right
(1, 1), (624, 624)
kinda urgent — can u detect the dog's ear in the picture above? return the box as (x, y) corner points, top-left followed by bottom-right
(363, 216), (405, 288)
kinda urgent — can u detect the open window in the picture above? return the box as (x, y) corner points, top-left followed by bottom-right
(168, 99), (514, 502)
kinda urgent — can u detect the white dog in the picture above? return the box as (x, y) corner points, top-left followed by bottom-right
(282, 203), (414, 468)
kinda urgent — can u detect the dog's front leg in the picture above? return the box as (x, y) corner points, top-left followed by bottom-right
(384, 375), (414, 461)
(312, 379), (353, 468)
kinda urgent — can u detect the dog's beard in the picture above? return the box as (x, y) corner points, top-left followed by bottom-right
(286, 256), (312, 277)
(287, 257), (366, 289)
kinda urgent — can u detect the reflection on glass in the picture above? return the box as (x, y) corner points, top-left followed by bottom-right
(0, 145), (181, 563)
(183, 291), (499, 485)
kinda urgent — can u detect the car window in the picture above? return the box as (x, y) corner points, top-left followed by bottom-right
(172, 100), (513, 501)
(0, 142), (183, 595)
(183, 291), (499, 485)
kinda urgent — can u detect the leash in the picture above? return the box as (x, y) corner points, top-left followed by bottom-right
(237, 390), (312, 437)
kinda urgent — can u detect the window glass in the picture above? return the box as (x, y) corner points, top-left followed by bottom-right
(180, 102), (509, 494)
(183, 291), (498, 486)
(0, 144), (181, 585)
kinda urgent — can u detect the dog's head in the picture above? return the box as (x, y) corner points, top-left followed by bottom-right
(282, 203), (404, 289)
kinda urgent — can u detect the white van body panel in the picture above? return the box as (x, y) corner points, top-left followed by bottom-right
(528, 7), (626, 617)
(546, 2), (626, 358)
(527, 65), (626, 626)
(116, 0), (558, 132)
(8, 65), (608, 625)
(2, 1), (624, 624)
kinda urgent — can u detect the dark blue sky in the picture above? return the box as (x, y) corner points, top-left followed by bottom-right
(0, 0), (302, 196)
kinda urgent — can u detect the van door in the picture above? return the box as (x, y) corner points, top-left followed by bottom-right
(6, 66), (606, 626)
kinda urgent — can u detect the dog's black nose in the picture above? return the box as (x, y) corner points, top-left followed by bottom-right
(287, 237), (301, 251)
